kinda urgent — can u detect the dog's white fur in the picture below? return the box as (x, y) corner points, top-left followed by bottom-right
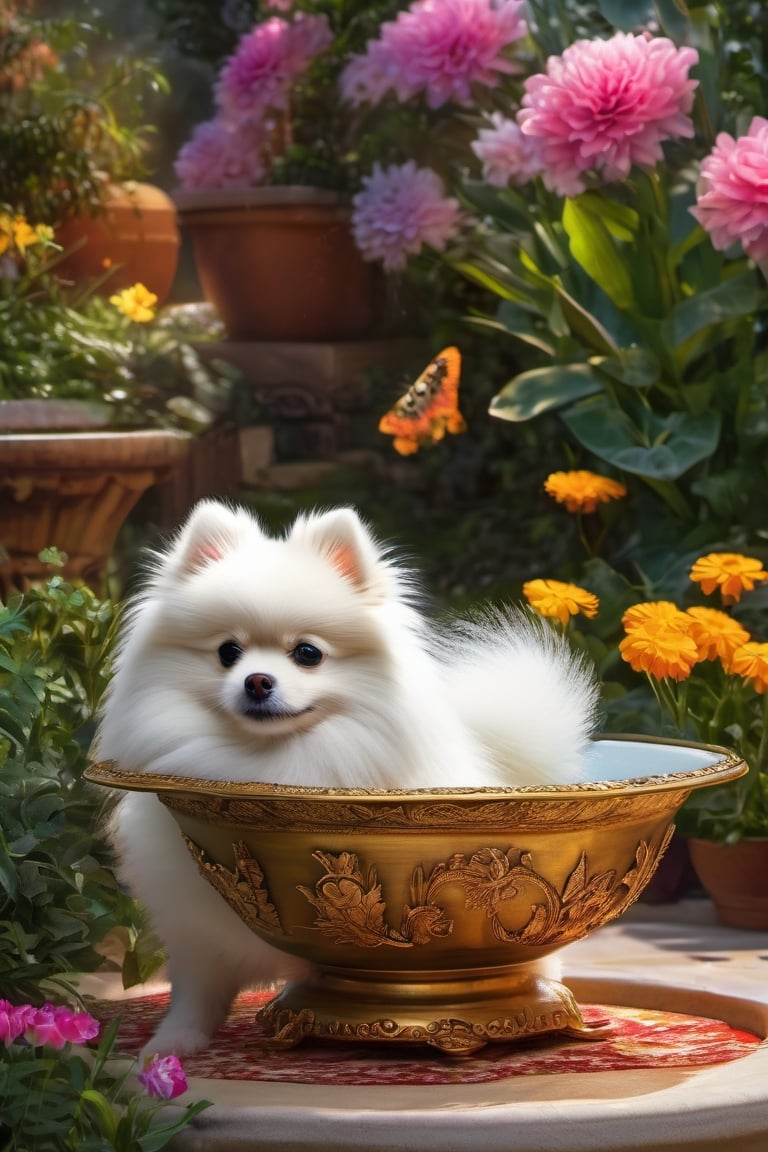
(96, 501), (599, 1056)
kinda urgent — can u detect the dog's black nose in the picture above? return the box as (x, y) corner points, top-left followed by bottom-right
(244, 673), (274, 701)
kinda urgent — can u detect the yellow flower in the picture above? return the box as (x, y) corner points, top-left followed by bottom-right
(684, 606), (750, 663)
(12, 215), (40, 254)
(622, 601), (690, 633)
(543, 470), (627, 514)
(689, 552), (768, 604)
(619, 620), (700, 682)
(726, 642), (768, 694)
(0, 213), (12, 256)
(109, 282), (158, 323)
(523, 578), (599, 627)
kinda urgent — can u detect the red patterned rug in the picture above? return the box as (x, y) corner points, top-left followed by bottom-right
(90, 991), (762, 1085)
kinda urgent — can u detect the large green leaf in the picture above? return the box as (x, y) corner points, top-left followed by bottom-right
(490, 364), (602, 422)
(562, 396), (721, 479)
(663, 272), (761, 349)
(563, 196), (636, 311)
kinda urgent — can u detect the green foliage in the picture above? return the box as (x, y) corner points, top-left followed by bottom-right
(1, 1018), (211, 1151)
(0, 573), (158, 1004)
(0, 3), (169, 223)
(451, 2), (768, 552)
(0, 223), (237, 430)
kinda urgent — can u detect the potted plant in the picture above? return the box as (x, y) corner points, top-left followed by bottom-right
(0, 1), (179, 303)
(169, 0), (524, 341)
(0, 211), (235, 592)
(0, 571), (210, 1146)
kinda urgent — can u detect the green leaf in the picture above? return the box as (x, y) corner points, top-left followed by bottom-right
(598, 0), (654, 30)
(663, 272), (761, 349)
(490, 364), (602, 422)
(562, 196), (635, 311)
(552, 283), (620, 355)
(562, 397), (721, 479)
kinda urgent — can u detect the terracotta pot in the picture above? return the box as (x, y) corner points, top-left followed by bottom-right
(689, 837), (768, 930)
(55, 182), (180, 306)
(0, 401), (190, 593)
(174, 186), (375, 341)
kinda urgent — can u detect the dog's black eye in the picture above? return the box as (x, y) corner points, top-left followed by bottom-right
(218, 641), (244, 668)
(291, 642), (324, 668)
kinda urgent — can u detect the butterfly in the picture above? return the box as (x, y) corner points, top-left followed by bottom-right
(378, 346), (466, 456)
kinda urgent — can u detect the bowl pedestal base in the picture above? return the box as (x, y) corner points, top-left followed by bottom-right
(253, 970), (610, 1056)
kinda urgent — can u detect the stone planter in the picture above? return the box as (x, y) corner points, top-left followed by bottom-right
(0, 402), (190, 593)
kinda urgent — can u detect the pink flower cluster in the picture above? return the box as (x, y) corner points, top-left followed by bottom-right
(351, 161), (464, 271)
(1, 998), (189, 1100)
(341, 0), (526, 109)
(1, 1000), (99, 1050)
(505, 32), (699, 196)
(175, 13), (331, 190)
(691, 116), (768, 266)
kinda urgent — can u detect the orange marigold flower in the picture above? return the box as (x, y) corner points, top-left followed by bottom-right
(726, 642), (768, 693)
(685, 606), (750, 663)
(544, 470), (627, 514)
(109, 282), (158, 323)
(689, 552), (768, 604)
(622, 601), (690, 633)
(619, 620), (700, 681)
(523, 578), (599, 627)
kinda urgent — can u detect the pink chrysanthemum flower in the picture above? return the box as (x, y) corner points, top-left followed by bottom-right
(174, 116), (268, 190)
(691, 116), (768, 265)
(215, 14), (331, 118)
(472, 113), (542, 186)
(352, 162), (464, 271)
(341, 0), (526, 109)
(518, 33), (699, 196)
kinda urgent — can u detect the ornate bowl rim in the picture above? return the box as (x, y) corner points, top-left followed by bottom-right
(85, 734), (745, 802)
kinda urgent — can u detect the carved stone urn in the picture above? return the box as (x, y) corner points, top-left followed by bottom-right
(0, 401), (190, 594)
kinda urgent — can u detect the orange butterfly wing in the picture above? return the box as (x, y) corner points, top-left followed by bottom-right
(379, 347), (465, 456)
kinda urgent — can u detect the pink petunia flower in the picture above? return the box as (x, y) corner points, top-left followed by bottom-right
(691, 116), (768, 265)
(472, 113), (542, 186)
(214, 14), (331, 118)
(24, 1004), (100, 1050)
(139, 1053), (189, 1099)
(174, 116), (268, 190)
(341, 0), (526, 109)
(518, 33), (699, 196)
(0, 1000), (35, 1047)
(352, 161), (464, 271)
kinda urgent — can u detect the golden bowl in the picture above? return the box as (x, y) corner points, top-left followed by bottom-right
(86, 736), (745, 1055)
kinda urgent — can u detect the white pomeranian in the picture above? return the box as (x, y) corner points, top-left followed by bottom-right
(96, 500), (599, 1056)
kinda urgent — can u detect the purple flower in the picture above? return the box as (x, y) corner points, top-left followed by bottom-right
(23, 1004), (100, 1050)
(341, 0), (526, 109)
(691, 116), (768, 266)
(352, 161), (464, 271)
(471, 113), (542, 186)
(174, 116), (269, 190)
(518, 32), (699, 196)
(139, 1053), (189, 1099)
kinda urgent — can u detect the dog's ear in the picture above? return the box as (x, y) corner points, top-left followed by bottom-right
(162, 500), (260, 580)
(289, 508), (391, 598)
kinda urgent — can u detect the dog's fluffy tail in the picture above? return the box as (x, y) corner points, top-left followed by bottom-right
(439, 607), (600, 786)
